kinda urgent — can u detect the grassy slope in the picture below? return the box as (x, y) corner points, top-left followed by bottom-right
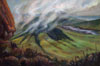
(12, 19), (100, 61)
(12, 28), (100, 61)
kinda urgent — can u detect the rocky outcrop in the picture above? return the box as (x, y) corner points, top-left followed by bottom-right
(0, 0), (16, 44)
(0, 0), (16, 32)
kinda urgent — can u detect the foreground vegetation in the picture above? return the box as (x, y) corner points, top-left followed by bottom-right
(0, 43), (100, 66)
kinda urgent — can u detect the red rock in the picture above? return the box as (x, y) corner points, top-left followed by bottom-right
(0, 0), (16, 33)
(0, 0), (16, 44)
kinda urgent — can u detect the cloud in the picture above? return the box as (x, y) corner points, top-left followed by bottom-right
(7, 0), (100, 34)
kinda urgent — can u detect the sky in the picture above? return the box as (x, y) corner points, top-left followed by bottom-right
(7, 0), (100, 16)
(7, 0), (100, 34)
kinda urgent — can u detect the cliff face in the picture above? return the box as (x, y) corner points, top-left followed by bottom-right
(0, 0), (16, 42)
(0, 0), (15, 33)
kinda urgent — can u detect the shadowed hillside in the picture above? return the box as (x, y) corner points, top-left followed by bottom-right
(70, 19), (100, 30)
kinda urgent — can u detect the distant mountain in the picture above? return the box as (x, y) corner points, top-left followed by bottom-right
(70, 19), (100, 30)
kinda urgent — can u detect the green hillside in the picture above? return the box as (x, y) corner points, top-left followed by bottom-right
(11, 19), (100, 61)
(71, 19), (100, 30)
(12, 27), (100, 61)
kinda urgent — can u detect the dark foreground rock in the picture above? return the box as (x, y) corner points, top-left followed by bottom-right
(0, 43), (100, 66)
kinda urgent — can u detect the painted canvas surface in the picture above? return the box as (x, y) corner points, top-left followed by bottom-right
(0, 0), (100, 66)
